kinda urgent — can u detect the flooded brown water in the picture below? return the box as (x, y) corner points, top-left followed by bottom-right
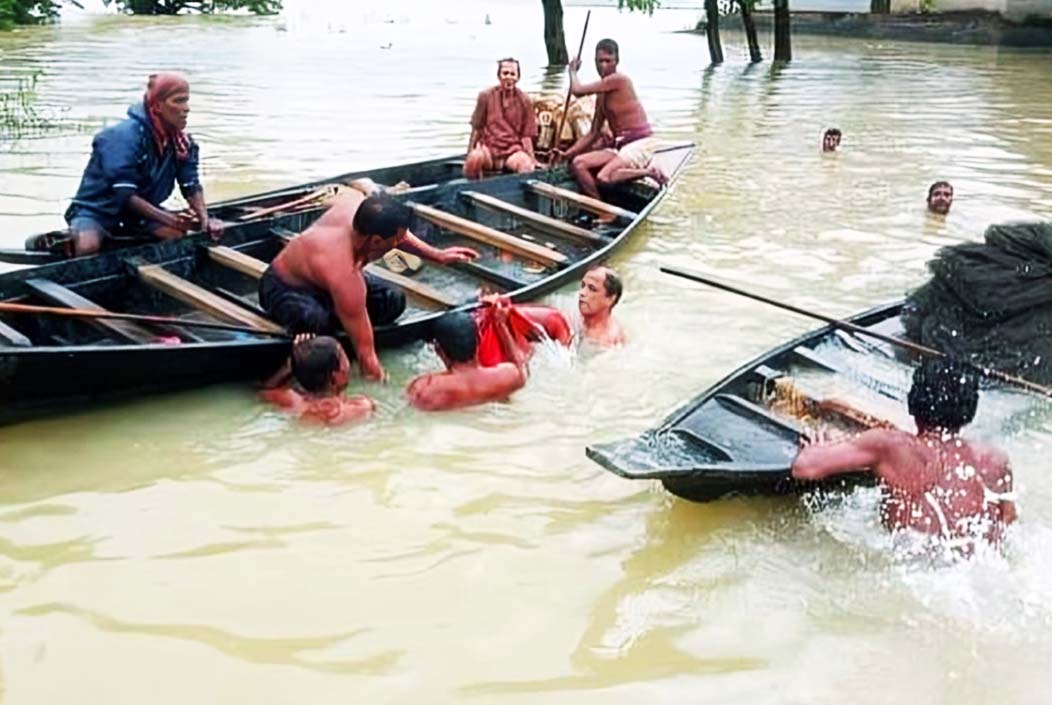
(1, 2), (1052, 703)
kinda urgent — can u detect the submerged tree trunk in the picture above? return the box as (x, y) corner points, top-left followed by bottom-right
(870, 0), (891, 13)
(738, 0), (762, 63)
(773, 0), (792, 62)
(704, 0), (724, 65)
(541, 0), (569, 67)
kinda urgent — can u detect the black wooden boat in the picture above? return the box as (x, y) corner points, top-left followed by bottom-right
(0, 145), (694, 426)
(587, 301), (917, 502)
(1, 153), (503, 265)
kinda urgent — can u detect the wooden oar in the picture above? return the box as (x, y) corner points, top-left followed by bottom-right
(0, 302), (290, 339)
(660, 264), (1052, 399)
(236, 186), (334, 222)
(552, 10), (591, 163)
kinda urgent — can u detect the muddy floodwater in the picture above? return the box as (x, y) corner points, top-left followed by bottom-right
(1, 1), (1052, 702)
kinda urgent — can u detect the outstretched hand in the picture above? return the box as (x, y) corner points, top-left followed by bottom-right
(440, 246), (480, 265)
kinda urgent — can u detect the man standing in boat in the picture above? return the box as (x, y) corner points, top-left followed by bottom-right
(34, 72), (224, 257)
(554, 39), (667, 200)
(463, 58), (539, 180)
(260, 191), (477, 382)
(792, 357), (1016, 556)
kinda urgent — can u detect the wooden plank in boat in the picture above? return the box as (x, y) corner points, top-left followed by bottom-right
(208, 245), (268, 279)
(130, 259), (284, 334)
(24, 278), (156, 344)
(525, 180), (638, 221)
(461, 191), (603, 244)
(409, 202), (567, 268)
(0, 317), (31, 347)
(267, 228), (456, 308)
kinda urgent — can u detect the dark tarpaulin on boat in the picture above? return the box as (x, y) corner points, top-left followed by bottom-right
(902, 221), (1052, 384)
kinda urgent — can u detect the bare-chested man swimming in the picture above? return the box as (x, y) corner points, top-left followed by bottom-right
(261, 335), (375, 426)
(406, 305), (529, 411)
(259, 192), (478, 381)
(792, 357), (1016, 556)
(555, 38), (666, 200)
(576, 266), (625, 346)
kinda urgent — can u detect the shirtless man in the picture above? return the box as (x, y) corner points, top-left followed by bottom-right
(554, 39), (666, 199)
(792, 357), (1016, 555)
(927, 181), (954, 215)
(259, 192), (477, 381)
(822, 127), (842, 153)
(464, 58), (539, 180)
(576, 266), (625, 346)
(406, 306), (529, 411)
(261, 335), (375, 426)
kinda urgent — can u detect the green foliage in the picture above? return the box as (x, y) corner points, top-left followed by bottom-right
(102, 0), (281, 15)
(617, 0), (659, 15)
(918, 0), (935, 13)
(0, 0), (61, 28)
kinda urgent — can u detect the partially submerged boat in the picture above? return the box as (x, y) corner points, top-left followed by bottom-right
(0, 145), (694, 426)
(587, 301), (916, 502)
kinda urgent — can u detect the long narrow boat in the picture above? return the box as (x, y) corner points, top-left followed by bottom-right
(1, 153), (500, 265)
(587, 301), (914, 502)
(0, 144), (694, 426)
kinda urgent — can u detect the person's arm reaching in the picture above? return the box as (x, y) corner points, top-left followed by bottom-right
(792, 430), (885, 481)
(400, 230), (478, 265)
(330, 279), (385, 381)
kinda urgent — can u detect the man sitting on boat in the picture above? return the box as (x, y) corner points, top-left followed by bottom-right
(553, 39), (667, 200)
(792, 357), (1016, 558)
(33, 72), (224, 257)
(464, 57), (539, 180)
(407, 307), (529, 411)
(260, 192), (477, 382)
(261, 334), (375, 426)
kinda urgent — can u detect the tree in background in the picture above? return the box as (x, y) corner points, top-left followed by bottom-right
(0, 0), (61, 28)
(774, 0), (792, 61)
(738, 0), (762, 63)
(540, 0), (569, 66)
(703, 0), (724, 64)
(102, 0), (280, 14)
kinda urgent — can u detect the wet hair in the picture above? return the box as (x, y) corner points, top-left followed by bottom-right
(352, 194), (413, 240)
(591, 266), (623, 306)
(595, 38), (619, 60)
(292, 336), (344, 393)
(927, 180), (953, 202)
(432, 312), (477, 363)
(907, 357), (979, 432)
(496, 57), (520, 77)
(824, 127), (842, 139)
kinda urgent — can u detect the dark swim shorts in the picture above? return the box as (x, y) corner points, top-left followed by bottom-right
(259, 265), (406, 334)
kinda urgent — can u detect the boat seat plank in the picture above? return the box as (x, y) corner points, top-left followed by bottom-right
(269, 228), (456, 308)
(461, 191), (603, 244)
(130, 259), (284, 334)
(409, 202), (567, 268)
(525, 180), (638, 221)
(208, 245), (269, 279)
(452, 261), (527, 291)
(24, 278), (156, 344)
(0, 317), (31, 347)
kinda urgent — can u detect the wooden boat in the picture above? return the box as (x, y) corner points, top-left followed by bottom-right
(0, 144), (694, 426)
(1, 154), (502, 265)
(587, 301), (914, 502)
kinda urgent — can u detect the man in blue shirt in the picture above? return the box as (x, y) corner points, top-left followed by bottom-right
(32, 72), (223, 257)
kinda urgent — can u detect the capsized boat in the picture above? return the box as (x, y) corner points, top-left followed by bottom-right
(587, 301), (916, 502)
(0, 145), (694, 426)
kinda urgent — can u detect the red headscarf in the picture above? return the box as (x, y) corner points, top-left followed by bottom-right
(144, 72), (191, 161)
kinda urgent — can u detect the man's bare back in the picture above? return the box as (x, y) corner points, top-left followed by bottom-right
(261, 387), (375, 426)
(792, 358), (1016, 556)
(406, 361), (525, 411)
